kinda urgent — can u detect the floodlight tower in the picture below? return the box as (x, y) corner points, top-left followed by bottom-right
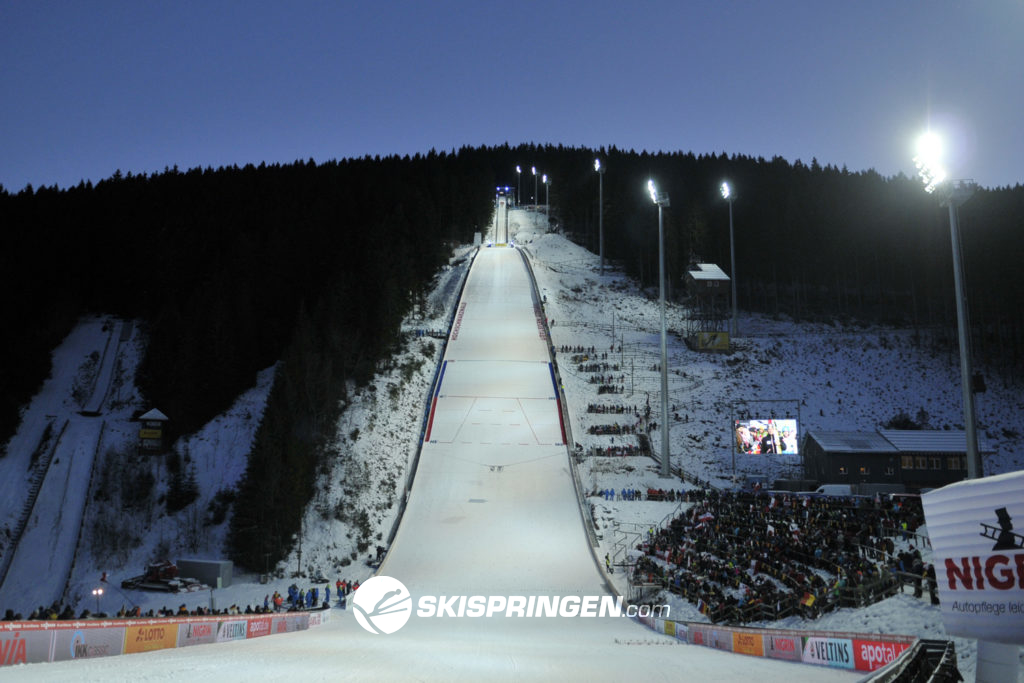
(648, 179), (672, 479)
(721, 181), (738, 338)
(595, 158), (605, 274)
(531, 166), (537, 207)
(543, 174), (550, 227)
(913, 132), (980, 479)
(516, 165), (522, 206)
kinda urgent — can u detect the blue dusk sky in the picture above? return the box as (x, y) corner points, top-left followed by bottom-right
(1, 1), (1021, 192)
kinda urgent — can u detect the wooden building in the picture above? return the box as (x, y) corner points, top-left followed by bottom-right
(802, 429), (980, 492)
(137, 407), (169, 454)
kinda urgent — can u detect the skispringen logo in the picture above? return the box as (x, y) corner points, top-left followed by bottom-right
(352, 576), (669, 635)
(351, 576), (414, 634)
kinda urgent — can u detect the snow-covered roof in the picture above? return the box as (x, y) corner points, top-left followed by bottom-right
(805, 430), (894, 453)
(808, 429), (988, 454)
(139, 408), (169, 421)
(687, 263), (729, 281)
(878, 428), (988, 453)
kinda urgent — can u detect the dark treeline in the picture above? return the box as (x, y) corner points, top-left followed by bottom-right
(0, 150), (493, 569)
(508, 145), (1024, 378)
(1, 143), (1021, 570)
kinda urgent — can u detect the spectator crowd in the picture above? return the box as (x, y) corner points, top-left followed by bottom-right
(630, 489), (934, 624)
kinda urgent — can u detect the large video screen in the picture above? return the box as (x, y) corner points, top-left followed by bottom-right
(734, 418), (798, 455)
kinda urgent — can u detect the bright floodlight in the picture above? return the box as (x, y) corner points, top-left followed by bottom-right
(516, 165), (521, 174)
(648, 179), (658, 204)
(542, 174), (547, 183)
(916, 131), (942, 165)
(914, 131), (947, 194)
(721, 181), (731, 200)
(594, 158), (601, 172)
(531, 166), (536, 175)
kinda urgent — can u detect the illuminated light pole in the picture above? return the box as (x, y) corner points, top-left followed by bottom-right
(721, 181), (738, 339)
(648, 179), (672, 479)
(913, 132), (979, 479)
(516, 165), (521, 207)
(92, 587), (104, 614)
(543, 174), (550, 227)
(595, 158), (605, 274)
(531, 166), (537, 207)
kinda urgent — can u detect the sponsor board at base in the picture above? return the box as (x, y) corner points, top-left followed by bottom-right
(216, 619), (248, 642)
(1, 630), (54, 666)
(853, 639), (911, 672)
(764, 634), (801, 662)
(246, 616), (272, 639)
(271, 615), (305, 634)
(801, 636), (854, 669)
(178, 621), (217, 647)
(307, 610), (329, 627)
(732, 631), (764, 657)
(124, 624), (177, 654)
(688, 626), (733, 652)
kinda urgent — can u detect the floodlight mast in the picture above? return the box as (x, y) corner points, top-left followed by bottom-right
(595, 159), (605, 274)
(913, 134), (980, 480)
(648, 180), (672, 479)
(721, 181), (738, 339)
(531, 166), (537, 207)
(516, 165), (521, 206)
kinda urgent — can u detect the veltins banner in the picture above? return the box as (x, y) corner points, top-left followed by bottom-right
(921, 469), (1024, 644)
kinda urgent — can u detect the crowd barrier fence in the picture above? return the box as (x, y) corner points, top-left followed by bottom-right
(633, 613), (920, 675)
(0, 609), (330, 668)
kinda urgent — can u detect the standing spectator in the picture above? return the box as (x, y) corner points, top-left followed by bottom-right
(925, 564), (939, 605)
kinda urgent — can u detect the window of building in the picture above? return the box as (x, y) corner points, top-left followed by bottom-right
(902, 455), (914, 470)
(885, 466), (895, 476)
(947, 456), (965, 470)
(859, 466), (870, 476)
(838, 466), (848, 476)
(930, 457), (942, 470)
(915, 456), (928, 469)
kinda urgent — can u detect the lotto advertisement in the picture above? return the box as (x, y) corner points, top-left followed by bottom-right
(921, 469), (1024, 645)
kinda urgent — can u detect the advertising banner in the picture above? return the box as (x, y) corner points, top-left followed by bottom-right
(246, 616), (272, 639)
(51, 626), (127, 661)
(695, 332), (729, 351)
(0, 629), (53, 666)
(801, 636), (854, 669)
(216, 619), (249, 643)
(731, 631), (764, 657)
(852, 638), (911, 672)
(764, 634), (801, 662)
(271, 614), (306, 634)
(921, 470), (1024, 645)
(307, 609), (329, 627)
(123, 622), (177, 654)
(662, 619), (676, 638)
(177, 620), (217, 647)
(688, 625), (734, 652)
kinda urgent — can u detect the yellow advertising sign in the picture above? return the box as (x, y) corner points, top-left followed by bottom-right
(695, 332), (730, 351)
(124, 624), (177, 653)
(139, 428), (162, 439)
(732, 631), (764, 657)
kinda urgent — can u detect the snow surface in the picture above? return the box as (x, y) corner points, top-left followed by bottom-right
(1, 207), (1022, 679)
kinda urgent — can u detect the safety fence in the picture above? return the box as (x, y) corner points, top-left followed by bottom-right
(0, 609), (330, 667)
(633, 614), (927, 676)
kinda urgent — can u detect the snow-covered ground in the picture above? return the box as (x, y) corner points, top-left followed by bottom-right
(1, 207), (1022, 679)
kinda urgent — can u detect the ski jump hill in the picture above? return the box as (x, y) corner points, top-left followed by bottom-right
(2, 247), (859, 681)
